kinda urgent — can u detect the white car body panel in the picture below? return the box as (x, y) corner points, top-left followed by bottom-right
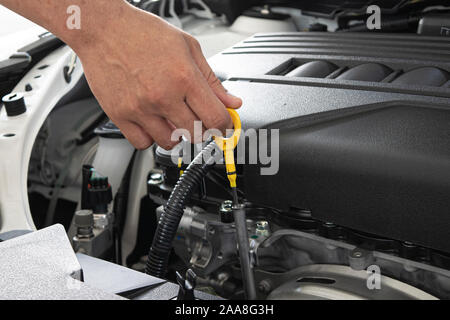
(0, 45), (83, 232)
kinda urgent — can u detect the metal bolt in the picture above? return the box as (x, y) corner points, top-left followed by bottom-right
(349, 248), (372, 271)
(93, 213), (109, 229)
(256, 221), (269, 229)
(258, 280), (272, 294)
(220, 200), (233, 213)
(148, 172), (164, 185)
(217, 272), (229, 281)
(220, 200), (234, 223)
(256, 221), (270, 237)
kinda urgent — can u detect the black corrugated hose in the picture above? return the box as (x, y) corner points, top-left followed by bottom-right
(145, 142), (218, 278)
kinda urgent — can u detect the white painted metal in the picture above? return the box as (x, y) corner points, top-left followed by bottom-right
(0, 45), (84, 232)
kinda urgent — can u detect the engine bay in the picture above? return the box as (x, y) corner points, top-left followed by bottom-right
(144, 30), (450, 299)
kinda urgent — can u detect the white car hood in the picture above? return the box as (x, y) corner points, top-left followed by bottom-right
(0, 5), (46, 60)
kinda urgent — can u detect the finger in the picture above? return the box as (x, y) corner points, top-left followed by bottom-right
(204, 68), (242, 109)
(137, 115), (180, 150)
(186, 36), (242, 109)
(115, 120), (154, 150)
(185, 72), (233, 135)
(160, 101), (204, 144)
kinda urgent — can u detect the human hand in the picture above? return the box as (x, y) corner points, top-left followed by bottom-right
(73, 3), (242, 149)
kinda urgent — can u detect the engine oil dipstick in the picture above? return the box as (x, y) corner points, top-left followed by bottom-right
(215, 109), (257, 299)
(178, 157), (184, 176)
(214, 108), (242, 204)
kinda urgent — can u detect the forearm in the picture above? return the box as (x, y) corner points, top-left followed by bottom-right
(0, 0), (131, 53)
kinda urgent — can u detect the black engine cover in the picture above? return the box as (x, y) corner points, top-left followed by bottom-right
(210, 32), (450, 253)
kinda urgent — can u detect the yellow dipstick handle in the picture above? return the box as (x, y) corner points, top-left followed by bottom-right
(178, 157), (184, 176)
(214, 109), (242, 188)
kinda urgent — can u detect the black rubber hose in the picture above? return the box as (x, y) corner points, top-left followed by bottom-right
(145, 142), (218, 278)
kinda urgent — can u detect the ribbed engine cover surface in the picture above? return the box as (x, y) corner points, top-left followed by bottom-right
(211, 32), (450, 253)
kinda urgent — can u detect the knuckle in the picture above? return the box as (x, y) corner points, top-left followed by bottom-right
(186, 34), (201, 48)
(176, 68), (194, 83)
(207, 70), (220, 87)
(134, 138), (153, 150)
(158, 137), (177, 150)
(148, 88), (166, 106)
(136, 143), (152, 150)
(128, 103), (143, 115)
(191, 38), (201, 50)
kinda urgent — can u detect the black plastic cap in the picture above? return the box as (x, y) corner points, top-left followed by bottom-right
(74, 210), (94, 228)
(309, 23), (328, 32)
(2, 92), (26, 117)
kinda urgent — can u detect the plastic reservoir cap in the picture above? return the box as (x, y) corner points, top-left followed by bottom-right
(2, 92), (27, 117)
